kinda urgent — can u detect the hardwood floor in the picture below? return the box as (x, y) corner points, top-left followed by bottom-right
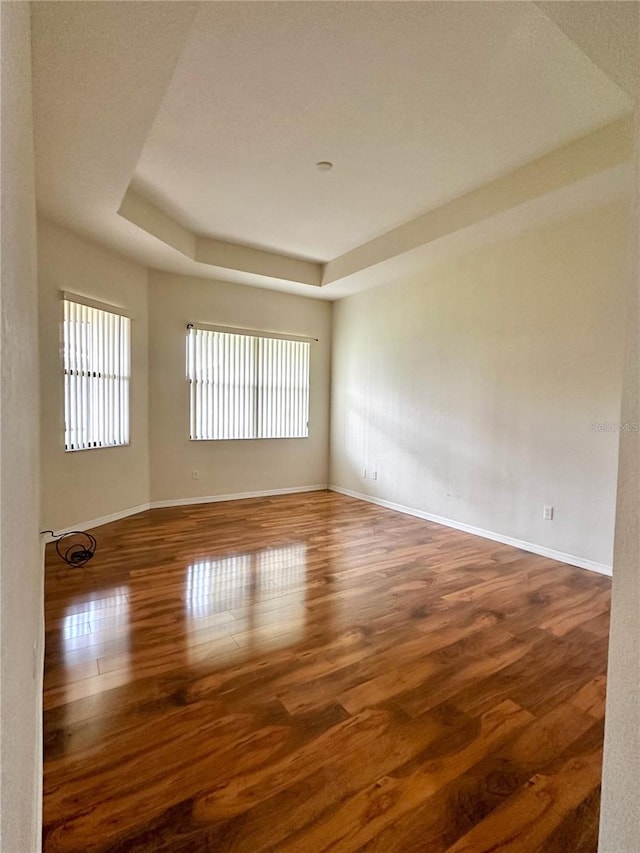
(43, 490), (611, 852)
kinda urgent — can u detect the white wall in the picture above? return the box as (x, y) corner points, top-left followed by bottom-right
(600, 103), (639, 851)
(38, 218), (149, 531)
(0, 4), (43, 851)
(148, 271), (331, 503)
(331, 201), (629, 570)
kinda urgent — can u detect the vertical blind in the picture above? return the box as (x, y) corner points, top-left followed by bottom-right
(187, 326), (310, 440)
(63, 298), (131, 451)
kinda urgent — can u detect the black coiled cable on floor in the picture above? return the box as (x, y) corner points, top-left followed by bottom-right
(40, 530), (97, 568)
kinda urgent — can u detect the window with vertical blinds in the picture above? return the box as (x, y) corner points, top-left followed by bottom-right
(187, 326), (310, 440)
(63, 296), (131, 451)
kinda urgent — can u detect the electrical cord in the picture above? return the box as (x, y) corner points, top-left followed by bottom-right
(40, 529), (97, 567)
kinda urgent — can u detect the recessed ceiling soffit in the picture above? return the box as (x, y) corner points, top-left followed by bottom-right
(118, 117), (633, 290)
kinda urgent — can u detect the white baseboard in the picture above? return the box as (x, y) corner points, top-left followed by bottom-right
(329, 485), (612, 577)
(42, 486), (329, 539)
(42, 484), (610, 578)
(41, 502), (152, 540)
(149, 484), (328, 509)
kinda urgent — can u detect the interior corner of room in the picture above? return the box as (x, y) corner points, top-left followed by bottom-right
(38, 195), (630, 574)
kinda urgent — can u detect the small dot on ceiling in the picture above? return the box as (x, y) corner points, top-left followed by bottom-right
(316, 161), (333, 172)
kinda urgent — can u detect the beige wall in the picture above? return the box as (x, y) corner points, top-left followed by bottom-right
(330, 201), (629, 569)
(148, 271), (330, 503)
(0, 4), (43, 851)
(38, 218), (149, 531)
(600, 106), (639, 850)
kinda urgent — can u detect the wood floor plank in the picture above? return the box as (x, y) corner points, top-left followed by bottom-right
(42, 490), (610, 852)
(275, 700), (534, 853)
(443, 746), (603, 852)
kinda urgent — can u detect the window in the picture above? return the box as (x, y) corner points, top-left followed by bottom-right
(62, 295), (131, 451)
(187, 325), (311, 440)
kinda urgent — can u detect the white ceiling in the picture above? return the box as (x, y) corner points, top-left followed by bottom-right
(30, 1), (636, 299)
(538, 0), (639, 99)
(134, 1), (629, 261)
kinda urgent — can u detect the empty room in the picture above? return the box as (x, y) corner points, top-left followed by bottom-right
(1, 1), (639, 852)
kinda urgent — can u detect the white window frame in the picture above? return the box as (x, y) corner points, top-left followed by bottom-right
(62, 292), (131, 451)
(186, 323), (314, 441)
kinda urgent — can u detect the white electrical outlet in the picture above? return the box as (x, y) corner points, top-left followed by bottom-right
(543, 505), (554, 520)
(192, 470), (200, 480)
(371, 471), (378, 480)
(362, 468), (367, 478)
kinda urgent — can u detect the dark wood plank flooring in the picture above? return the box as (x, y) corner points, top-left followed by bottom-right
(43, 490), (611, 852)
